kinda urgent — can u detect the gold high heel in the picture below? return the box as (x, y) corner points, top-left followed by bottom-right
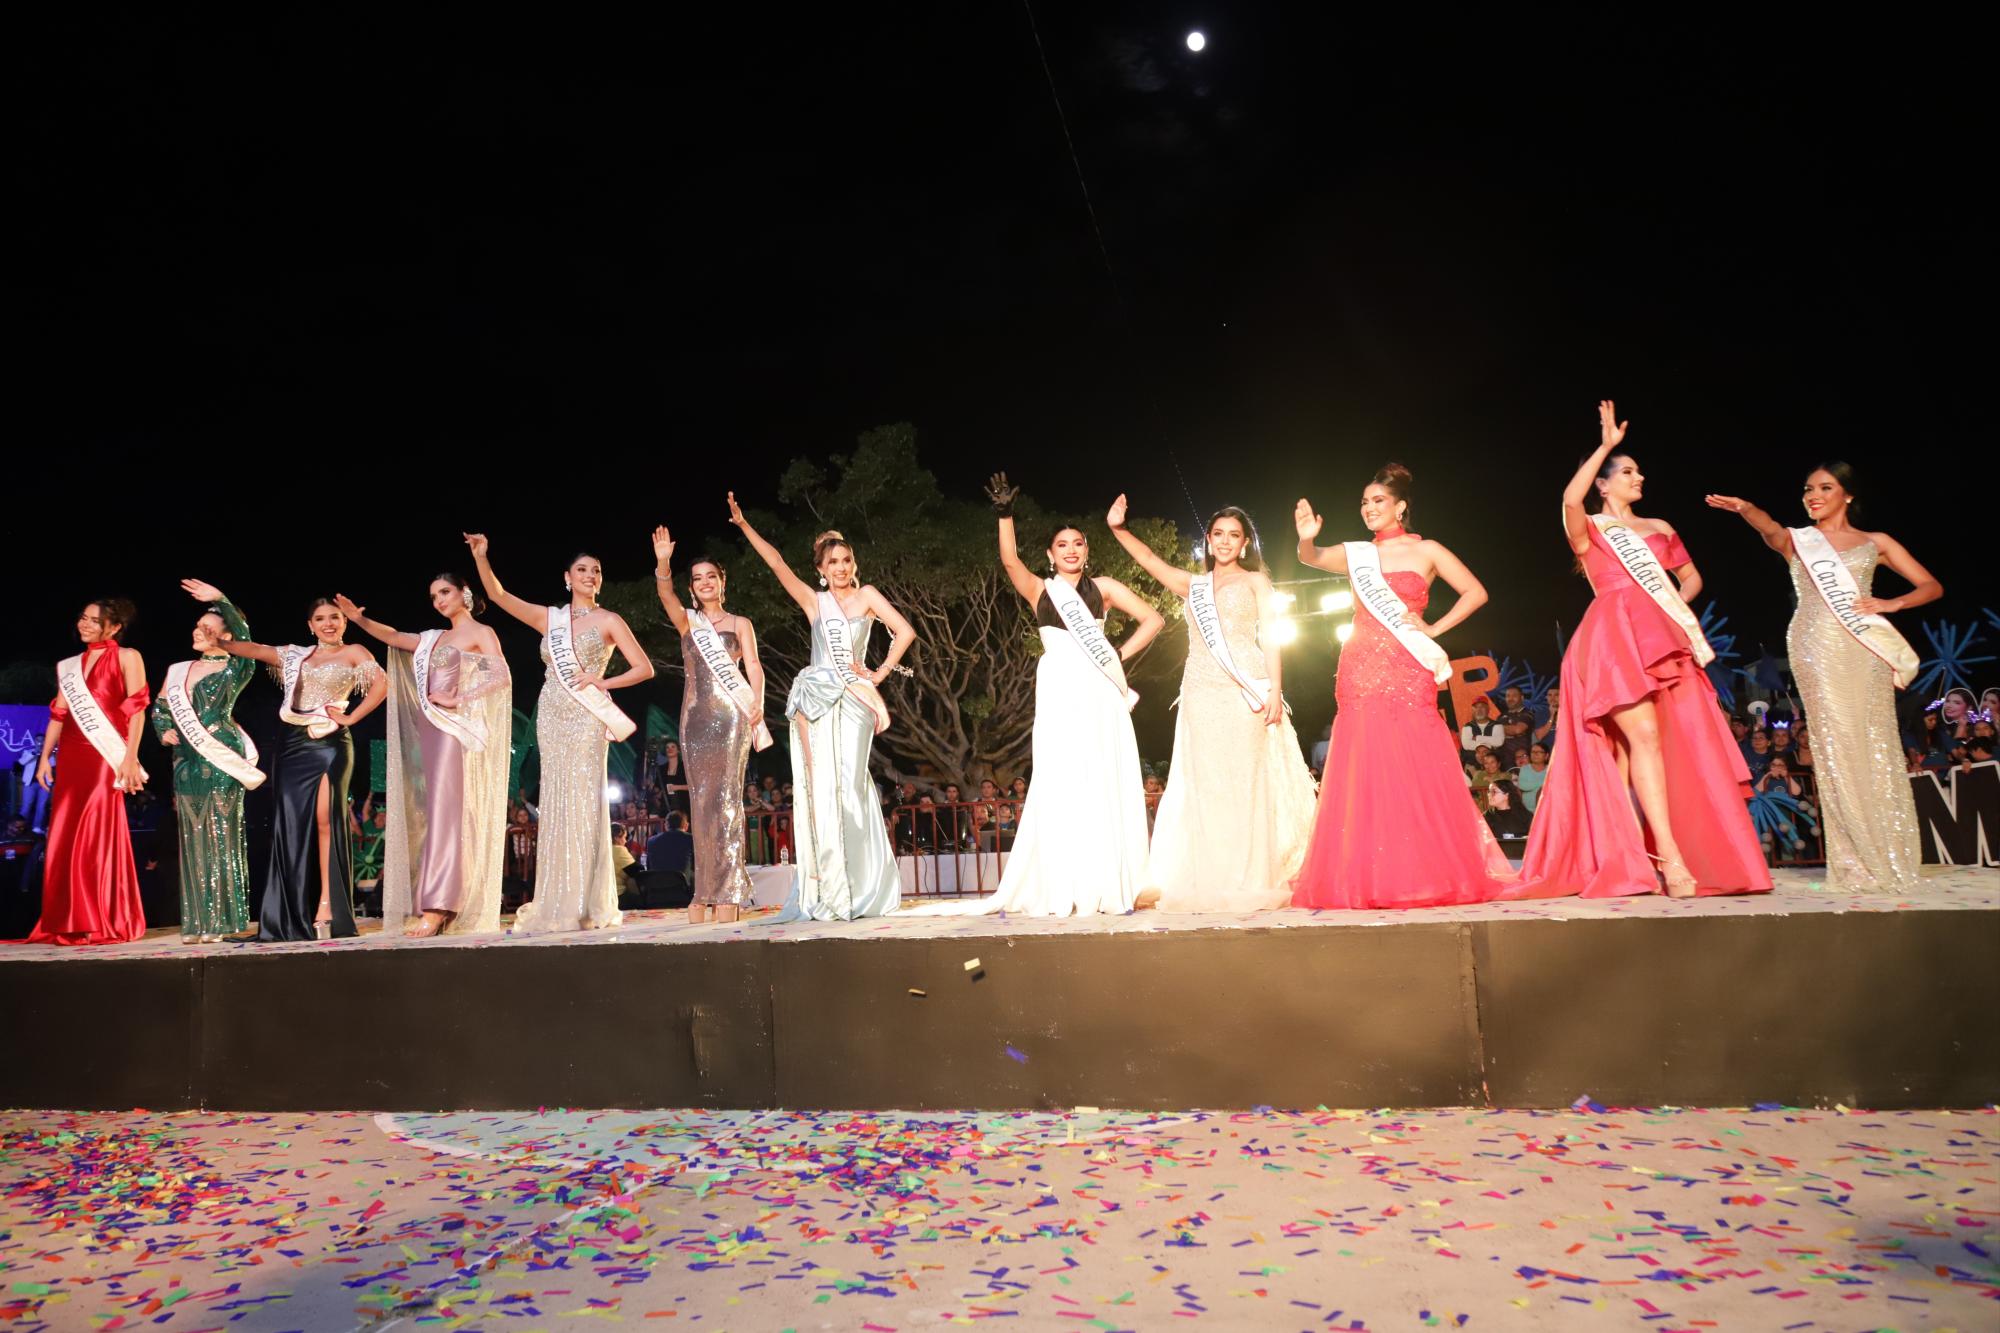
(1649, 853), (1698, 899)
(314, 920), (332, 940)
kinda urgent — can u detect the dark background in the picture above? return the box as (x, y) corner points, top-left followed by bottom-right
(11, 6), (1986, 763)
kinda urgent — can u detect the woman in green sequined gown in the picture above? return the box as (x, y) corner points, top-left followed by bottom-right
(150, 580), (260, 941)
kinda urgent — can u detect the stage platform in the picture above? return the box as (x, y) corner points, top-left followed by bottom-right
(5, 868), (1996, 1113)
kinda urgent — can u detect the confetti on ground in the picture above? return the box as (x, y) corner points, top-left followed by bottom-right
(1, 1105), (1993, 1331)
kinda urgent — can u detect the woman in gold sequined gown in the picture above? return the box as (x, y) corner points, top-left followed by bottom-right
(466, 535), (655, 933)
(335, 576), (512, 937)
(224, 598), (387, 940)
(651, 525), (767, 924)
(1107, 499), (1317, 911)
(1707, 465), (1944, 892)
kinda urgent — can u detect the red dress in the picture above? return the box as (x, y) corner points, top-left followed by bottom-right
(26, 644), (149, 944)
(1291, 563), (1518, 909)
(1518, 526), (1771, 897)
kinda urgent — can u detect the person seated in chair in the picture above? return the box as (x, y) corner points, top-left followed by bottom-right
(646, 811), (695, 875)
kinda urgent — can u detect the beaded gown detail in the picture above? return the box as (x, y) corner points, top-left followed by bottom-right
(25, 643), (149, 944)
(150, 598), (256, 939)
(680, 623), (755, 908)
(1146, 578), (1318, 911)
(513, 624), (623, 934)
(1292, 566), (1518, 908)
(262, 652), (379, 940)
(1788, 541), (1923, 892)
(1518, 526), (1771, 897)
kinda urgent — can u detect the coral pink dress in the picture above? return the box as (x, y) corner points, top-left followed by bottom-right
(25, 643), (149, 944)
(1291, 557), (1517, 909)
(1518, 525), (1771, 897)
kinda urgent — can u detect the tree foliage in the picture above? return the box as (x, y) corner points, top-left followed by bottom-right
(607, 424), (1190, 784)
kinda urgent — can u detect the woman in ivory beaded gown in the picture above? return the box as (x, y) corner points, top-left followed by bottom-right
(1707, 463), (1942, 892)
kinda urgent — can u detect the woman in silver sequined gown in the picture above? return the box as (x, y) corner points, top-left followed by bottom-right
(652, 525), (766, 923)
(1708, 466), (1944, 892)
(466, 535), (657, 932)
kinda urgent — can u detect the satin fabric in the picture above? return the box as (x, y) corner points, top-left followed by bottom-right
(1291, 568), (1519, 909)
(261, 726), (360, 939)
(772, 612), (900, 922)
(1518, 526), (1771, 897)
(24, 642), (148, 944)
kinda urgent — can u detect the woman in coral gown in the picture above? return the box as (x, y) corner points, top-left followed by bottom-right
(1290, 465), (1518, 909)
(1518, 401), (1770, 898)
(25, 598), (151, 945)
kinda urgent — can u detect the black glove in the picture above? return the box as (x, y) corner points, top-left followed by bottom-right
(985, 472), (1020, 517)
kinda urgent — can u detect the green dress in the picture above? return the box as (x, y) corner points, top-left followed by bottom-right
(150, 599), (257, 939)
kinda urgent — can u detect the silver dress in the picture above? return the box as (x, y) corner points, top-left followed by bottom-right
(680, 624), (755, 907)
(1787, 541), (1924, 892)
(514, 624), (623, 933)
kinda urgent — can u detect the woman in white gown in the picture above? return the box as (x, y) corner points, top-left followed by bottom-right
(915, 474), (1162, 916)
(727, 494), (918, 922)
(1107, 498), (1317, 911)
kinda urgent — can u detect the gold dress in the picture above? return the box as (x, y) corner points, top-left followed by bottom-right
(1787, 540), (1924, 892)
(513, 624), (624, 933)
(1145, 577), (1319, 910)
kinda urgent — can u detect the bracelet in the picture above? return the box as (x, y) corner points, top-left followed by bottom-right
(653, 573), (674, 583)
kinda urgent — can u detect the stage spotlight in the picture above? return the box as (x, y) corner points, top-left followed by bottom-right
(1186, 30), (1206, 51)
(604, 782), (624, 803)
(1320, 590), (1354, 613)
(1335, 622), (1355, 644)
(1272, 590), (1296, 609)
(1270, 617), (1299, 645)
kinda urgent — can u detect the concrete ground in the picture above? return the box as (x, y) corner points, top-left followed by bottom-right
(0, 1106), (1992, 1332)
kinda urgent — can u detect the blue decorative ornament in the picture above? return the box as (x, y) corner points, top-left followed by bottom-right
(1698, 602), (1743, 707)
(1913, 619), (1994, 697)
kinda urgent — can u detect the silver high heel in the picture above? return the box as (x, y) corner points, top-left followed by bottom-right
(314, 921), (332, 940)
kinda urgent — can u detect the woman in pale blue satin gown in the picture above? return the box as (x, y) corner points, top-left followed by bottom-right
(727, 493), (918, 921)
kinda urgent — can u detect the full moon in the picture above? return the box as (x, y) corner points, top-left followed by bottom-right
(1186, 31), (1206, 52)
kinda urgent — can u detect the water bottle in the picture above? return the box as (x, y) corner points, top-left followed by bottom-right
(779, 843), (789, 864)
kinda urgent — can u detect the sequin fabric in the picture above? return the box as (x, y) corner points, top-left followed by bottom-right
(514, 624), (623, 933)
(149, 599), (256, 939)
(680, 626), (755, 907)
(1787, 541), (1924, 892)
(1336, 572), (1437, 712)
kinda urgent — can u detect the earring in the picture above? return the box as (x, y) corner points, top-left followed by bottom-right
(565, 579), (572, 591)
(819, 575), (828, 588)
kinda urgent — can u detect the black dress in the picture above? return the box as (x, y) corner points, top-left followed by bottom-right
(258, 654), (379, 941)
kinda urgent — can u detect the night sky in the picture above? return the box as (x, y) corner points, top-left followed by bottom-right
(14, 8), (1986, 757)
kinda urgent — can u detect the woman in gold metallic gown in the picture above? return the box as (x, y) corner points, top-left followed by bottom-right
(465, 534), (655, 933)
(1707, 463), (1944, 892)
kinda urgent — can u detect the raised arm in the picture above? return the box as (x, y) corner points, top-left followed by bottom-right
(333, 594), (422, 652)
(1251, 573), (1286, 726)
(649, 526), (692, 633)
(726, 492), (820, 617)
(1096, 576), (1165, 662)
(222, 636), (284, 666)
(1856, 531), (1944, 616)
(1703, 495), (1793, 558)
(985, 473), (1044, 604)
(1414, 541), (1488, 639)
(1293, 499), (1350, 574)
(858, 585), (919, 684)
(1105, 493), (1192, 598)
(463, 533), (549, 633)
(1563, 400), (1628, 554)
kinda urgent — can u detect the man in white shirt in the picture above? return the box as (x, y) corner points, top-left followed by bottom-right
(1460, 696), (1505, 763)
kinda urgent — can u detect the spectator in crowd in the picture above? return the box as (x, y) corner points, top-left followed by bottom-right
(1769, 724), (1796, 765)
(1142, 771), (1165, 832)
(1498, 687), (1534, 759)
(1460, 697), (1504, 763)
(1468, 747), (1506, 810)
(1483, 777), (1532, 846)
(1963, 734), (1995, 765)
(1532, 687), (1561, 747)
(645, 810), (695, 875)
(0, 814), (45, 937)
(1729, 713), (1753, 749)
(759, 773), (781, 807)
(1753, 757), (1817, 864)
(1791, 721), (1815, 772)
(349, 794), (388, 916)
(655, 740), (690, 817)
(890, 781), (924, 854)
(934, 781), (970, 851)
(610, 821), (638, 893)
(745, 782), (776, 862)
(1505, 744), (1529, 771)
(1516, 742), (1550, 812)
(1311, 722), (1331, 772)
(973, 778), (1004, 851)
(1938, 688), (1976, 750)
(1744, 728), (1773, 778)
(1905, 746), (1929, 775)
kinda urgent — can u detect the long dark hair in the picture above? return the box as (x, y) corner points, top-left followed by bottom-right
(1203, 506), (1264, 571)
(432, 571), (487, 617)
(1581, 453), (1633, 516)
(85, 597), (137, 638)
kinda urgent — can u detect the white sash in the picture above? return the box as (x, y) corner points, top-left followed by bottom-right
(816, 592), (892, 734)
(689, 609), (774, 751)
(1588, 516), (1715, 667)
(1186, 573), (1268, 711)
(1342, 542), (1453, 685)
(546, 605), (636, 742)
(56, 651), (131, 783)
(162, 660), (264, 789)
(1042, 576), (1139, 711)
(412, 629), (488, 750)
(1790, 526), (1920, 689)
(277, 646), (349, 739)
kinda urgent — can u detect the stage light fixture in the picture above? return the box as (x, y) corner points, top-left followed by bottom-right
(1320, 590), (1354, 613)
(605, 782), (624, 803)
(1335, 622), (1355, 643)
(1186, 30), (1206, 51)
(1270, 617), (1299, 645)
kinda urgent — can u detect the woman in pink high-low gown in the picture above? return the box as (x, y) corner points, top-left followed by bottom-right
(1290, 464), (1519, 909)
(1518, 401), (1770, 899)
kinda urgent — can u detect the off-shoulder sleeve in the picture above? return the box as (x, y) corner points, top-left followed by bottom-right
(1659, 532), (1694, 568)
(115, 664), (152, 727)
(49, 688), (69, 721)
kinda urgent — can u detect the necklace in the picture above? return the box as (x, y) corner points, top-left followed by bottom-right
(199, 652), (230, 662)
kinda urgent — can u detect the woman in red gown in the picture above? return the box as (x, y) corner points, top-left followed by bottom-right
(1518, 402), (1770, 898)
(1290, 464), (1519, 909)
(25, 598), (152, 944)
